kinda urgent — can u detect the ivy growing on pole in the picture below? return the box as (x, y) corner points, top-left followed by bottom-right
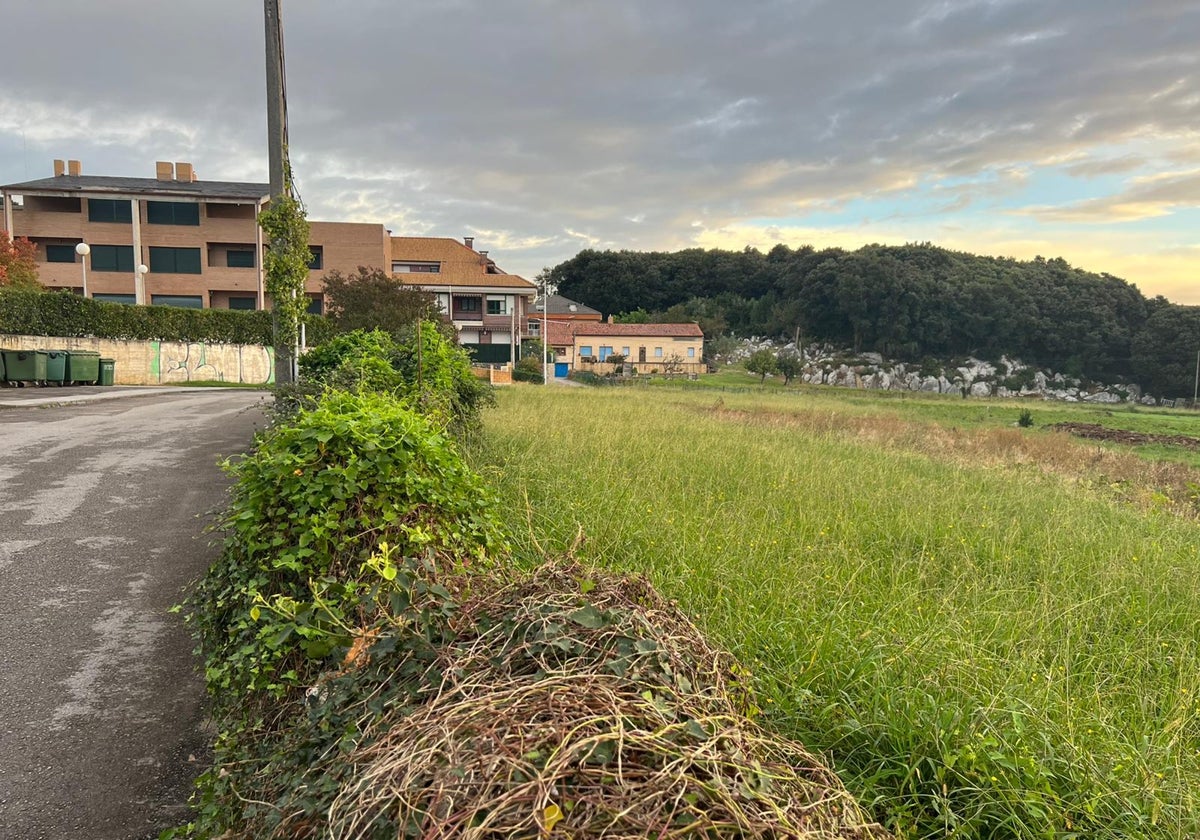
(258, 174), (311, 385)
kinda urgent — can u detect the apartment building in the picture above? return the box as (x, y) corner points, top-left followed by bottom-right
(0, 160), (387, 313)
(2, 159), (537, 362)
(392, 236), (537, 364)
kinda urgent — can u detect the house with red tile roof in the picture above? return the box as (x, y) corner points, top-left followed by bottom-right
(391, 236), (537, 364)
(542, 320), (705, 377)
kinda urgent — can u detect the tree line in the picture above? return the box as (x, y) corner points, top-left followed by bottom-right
(547, 242), (1200, 397)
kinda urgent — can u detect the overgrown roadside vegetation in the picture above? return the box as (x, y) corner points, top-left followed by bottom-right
(175, 328), (885, 838)
(472, 385), (1200, 840)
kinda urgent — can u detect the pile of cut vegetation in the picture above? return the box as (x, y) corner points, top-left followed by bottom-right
(180, 328), (885, 839)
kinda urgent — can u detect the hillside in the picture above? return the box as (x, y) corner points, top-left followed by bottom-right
(548, 243), (1200, 397)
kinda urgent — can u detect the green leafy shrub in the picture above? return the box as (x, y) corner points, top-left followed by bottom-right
(0, 287), (332, 346)
(189, 390), (509, 703)
(1018, 409), (1034, 427)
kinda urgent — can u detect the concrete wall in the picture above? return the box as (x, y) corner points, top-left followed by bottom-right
(0, 334), (274, 385)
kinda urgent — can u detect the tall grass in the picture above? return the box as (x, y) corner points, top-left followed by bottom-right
(473, 386), (1200, 840)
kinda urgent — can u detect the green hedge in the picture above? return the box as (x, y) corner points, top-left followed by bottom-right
(0, 288), (333, 346)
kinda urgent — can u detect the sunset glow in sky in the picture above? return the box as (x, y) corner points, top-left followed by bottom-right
(1, 1), (1197, 302)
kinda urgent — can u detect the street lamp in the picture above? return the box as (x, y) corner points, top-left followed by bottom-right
(536, 288), (549, 385)
(75, 242), (90, 298)
(135, 264), (149, 305)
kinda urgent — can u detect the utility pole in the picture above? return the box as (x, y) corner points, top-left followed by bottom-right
(1193, 348), (1199, 408)
(264, 0), (293, 385)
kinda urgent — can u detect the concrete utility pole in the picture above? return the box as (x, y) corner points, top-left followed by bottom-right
(264, 0), (293, 385)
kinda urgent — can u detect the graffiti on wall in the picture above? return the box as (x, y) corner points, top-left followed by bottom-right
(152, 341), (275, 385)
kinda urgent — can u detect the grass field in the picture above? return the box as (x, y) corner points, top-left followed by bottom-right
(471, 383), (1200, 839)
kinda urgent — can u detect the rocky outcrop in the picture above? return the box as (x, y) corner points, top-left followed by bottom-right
(718, 340), (1162, 405)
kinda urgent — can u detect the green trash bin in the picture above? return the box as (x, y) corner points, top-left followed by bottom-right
(98, 358), (116, 386)
(2, 349), (49, 384)
(45, 350), (68, 385)
(64, 350), (101, 385)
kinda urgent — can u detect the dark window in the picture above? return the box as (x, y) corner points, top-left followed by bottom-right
(149, 246), (202, 274)
(307, 247), (323, 270)
(87, 199), (132, 223)
(306, 295), (324, 315)
(151, 294), (203, 309)
(457, 297), (480, 312)
(90, 245), (135, 273)
(46, 244), (77, 263)
(486, 299), (506, 315)
(93, 293), (136, 305)
(228, 296), (256, 311)
(227, 250), (255, 268)
(146, 201), (200, 226)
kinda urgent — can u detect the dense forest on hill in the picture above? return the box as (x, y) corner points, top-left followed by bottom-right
(547, 243), (1200, 397)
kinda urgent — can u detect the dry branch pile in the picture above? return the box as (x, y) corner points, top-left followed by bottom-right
(219, 560), (887, 839)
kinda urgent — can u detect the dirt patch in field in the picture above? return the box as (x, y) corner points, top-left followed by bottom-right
(704, 402), (1200, 518)
(1048, 422), (1200, 450)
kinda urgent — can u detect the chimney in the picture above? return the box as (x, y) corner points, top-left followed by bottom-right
(53, 159), (66, 177)
(175, 161), (195, 182)
(463, 236), (474, 250)
(155, 161), (174, 180)
(67, 160), (82, 176)
(479, 250), (489, 260)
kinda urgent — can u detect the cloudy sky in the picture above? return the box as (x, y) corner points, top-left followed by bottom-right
(2, 1), (1198, 302)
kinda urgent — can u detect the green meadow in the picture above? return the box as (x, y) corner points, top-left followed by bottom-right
(471, 383), (1200, 839)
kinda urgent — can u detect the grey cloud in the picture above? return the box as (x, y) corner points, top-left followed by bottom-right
(2, 0), (1199, 278)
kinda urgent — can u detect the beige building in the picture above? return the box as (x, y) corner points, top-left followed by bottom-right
(1, 159), (387, 313)
(544, 320), (705, 377)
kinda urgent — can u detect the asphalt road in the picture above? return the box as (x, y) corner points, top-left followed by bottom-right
(0, 390), (268, 839)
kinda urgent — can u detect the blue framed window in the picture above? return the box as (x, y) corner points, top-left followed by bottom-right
(93, 293), (136, 305)
(146, 201), (200, 225)
(227, 250), (255, 268)
(46, 244), (77, 263)
(687, 347), (696, 358)
(599, 346), (613, 360)
(87, 199), (132, 223)
(149, 246), (202, 274)
(579, 345), (593, 357)
(90, 244), (135, 273)
(151, 294), (203, 309)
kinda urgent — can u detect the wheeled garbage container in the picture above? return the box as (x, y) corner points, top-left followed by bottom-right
(64, 350), (101, 385)
(1, 349), (49, 384)
(98, 358), (116, 386)
(45, 350), (68, 385)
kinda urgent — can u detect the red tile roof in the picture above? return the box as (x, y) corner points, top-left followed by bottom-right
(571, 323), (704, 338)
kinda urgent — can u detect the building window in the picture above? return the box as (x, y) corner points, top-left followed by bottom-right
(146, 201), (200, 225)
(87, 199), (132, 223)
(306, 295), (324, 315)
(654, 347), (663, 357)
(599, 345), (613, 361)
(457, 297), (480, 312)
(621, 346), (630, 356)
(307, 247), (323, 270)
(149, 247), (202, 274)
(486, 298), (507, 315)
(89, 244), (135, 273)
(93, 293), (136, 305)
(687, 347), (696, 358)
(151, 294), (203, 309)
(228, 296), (256, 311)
(46, 244), (77, 263)
(528, 320), (540, 334)
(579, 345), (593, 358)
(227, 250), (255, 268)
(392, 261), (440, 273)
